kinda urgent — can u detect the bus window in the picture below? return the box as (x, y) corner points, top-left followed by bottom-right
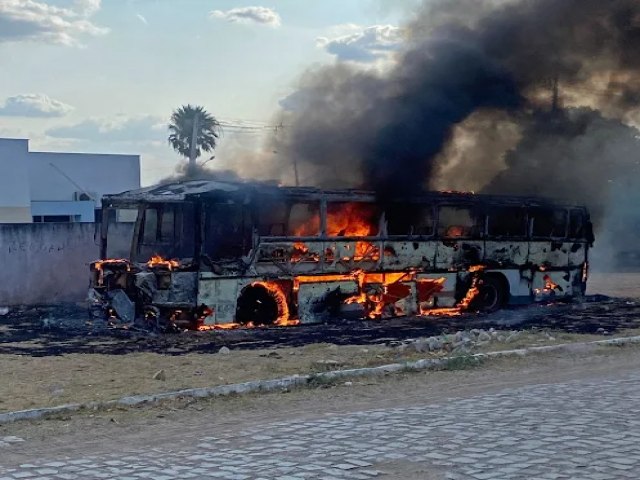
(204, 202), (251, 259)
(488, 207), (527, 238)
(569, 209), (586, 239)
(138, 204), (196, 260)
(142, 207), (158, 244)
(327, 202), (380, 237)
(159, 208), (175, 242)
(386, 203), (434, 236)
(288, 202), (320, 236)
(438, 206), (484, 238)
(257, 200), (288, 236)
(531, 208), (568, 238)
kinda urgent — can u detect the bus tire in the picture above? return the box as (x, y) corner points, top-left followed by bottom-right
(475, 275), (508, 312)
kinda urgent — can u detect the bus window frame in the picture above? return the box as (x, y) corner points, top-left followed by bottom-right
(325, 200), (383, 239)
(568, 208), (589, 241)
(529, 207), (569, 241)
(486, 206), (529, 241)
(255, 196), (323, 240)
(436, 204), (487, 240)
(385, 202), (436, 240)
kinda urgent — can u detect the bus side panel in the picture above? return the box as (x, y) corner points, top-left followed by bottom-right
(255, 242), (324, 275)
(416, 272), (457, 307)
(484, 241), (528, 267)
(486, 269), (532, 305)
(198, 275), (249, 325)
(151, 272), (198, 306)
(532, 271), (573, 299)
(382, 241), (436, 271)
(568, 242), (588, 267)
(297, 280), (359, 324)
(326, 240), (382, 272)
(528, 241), (569, 268)
(435, 240), (484, 270)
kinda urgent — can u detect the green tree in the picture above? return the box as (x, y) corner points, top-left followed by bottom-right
(168, 105), (221, 164)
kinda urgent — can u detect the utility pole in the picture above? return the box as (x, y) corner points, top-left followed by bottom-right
(274, 121), (299, 186)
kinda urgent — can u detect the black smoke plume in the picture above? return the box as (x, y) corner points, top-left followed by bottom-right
(275, 0), (640, 207)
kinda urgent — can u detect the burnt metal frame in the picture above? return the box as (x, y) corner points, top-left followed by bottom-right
(100, 183), (592, 262)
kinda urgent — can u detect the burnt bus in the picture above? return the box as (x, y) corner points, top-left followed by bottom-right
(90, 180), (594, 329)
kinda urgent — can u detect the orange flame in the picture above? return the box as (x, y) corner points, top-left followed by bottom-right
(147, 254), (180, 270)
(290, 203), (381, 262)
(93, 258), (130, 271)
(92, 258), (131, 285)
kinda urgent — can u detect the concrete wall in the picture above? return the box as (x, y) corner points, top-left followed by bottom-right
(0, 222), (135, 305)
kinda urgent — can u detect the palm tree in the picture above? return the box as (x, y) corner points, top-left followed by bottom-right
(168, 105), (222, 169)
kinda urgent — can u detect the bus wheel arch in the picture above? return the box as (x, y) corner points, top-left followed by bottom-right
(235, 282), (289, 326)
(473, 273), (510, 312)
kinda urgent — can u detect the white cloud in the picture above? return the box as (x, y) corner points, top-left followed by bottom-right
(210, 6), (281, 27)
(73, 0), (101, 17)
(0, 0), (108, 45)
(136, 13), (148, 25)
(0, 94), (73, 117)
(46, 115), (165, 143)
(317, 25), (404, 63)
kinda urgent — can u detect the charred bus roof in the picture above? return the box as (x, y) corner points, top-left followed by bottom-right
(102, 179), (588, 212)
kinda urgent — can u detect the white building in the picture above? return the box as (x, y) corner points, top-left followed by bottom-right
(0, 138), (140, 223)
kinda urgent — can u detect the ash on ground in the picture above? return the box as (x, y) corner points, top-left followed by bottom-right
(1, 296), (639, 357)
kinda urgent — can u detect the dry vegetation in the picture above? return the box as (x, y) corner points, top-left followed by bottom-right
(3, 327), (638, 413)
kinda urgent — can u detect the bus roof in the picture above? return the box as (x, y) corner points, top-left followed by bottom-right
(103, 179), (587, 210)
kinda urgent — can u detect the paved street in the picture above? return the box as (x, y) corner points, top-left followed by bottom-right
(2, 356), (640, 480)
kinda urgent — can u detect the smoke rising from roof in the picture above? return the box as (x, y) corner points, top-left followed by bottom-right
(273, 0), (640, 208)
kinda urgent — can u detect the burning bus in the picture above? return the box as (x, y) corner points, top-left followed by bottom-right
(89, 180), (593, 330)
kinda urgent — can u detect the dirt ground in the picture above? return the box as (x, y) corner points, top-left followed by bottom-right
(1, 272), (639, 413)
(2, 342), (639, 468)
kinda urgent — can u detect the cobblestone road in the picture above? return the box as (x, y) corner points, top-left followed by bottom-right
(2, 370), (640, 480)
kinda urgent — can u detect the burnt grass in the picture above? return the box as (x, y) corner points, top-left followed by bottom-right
(1, 295), (640, 357)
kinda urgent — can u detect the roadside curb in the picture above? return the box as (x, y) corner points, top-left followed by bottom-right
(2, 334), (639, 424)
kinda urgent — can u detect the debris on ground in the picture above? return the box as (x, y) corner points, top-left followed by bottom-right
(1, 296), (640, 357)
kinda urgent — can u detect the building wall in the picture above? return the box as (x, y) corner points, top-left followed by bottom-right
(0, 139), (31, 223)
(31, 201), (96, 223)
(0, 222), (135, 305)
(0, 138), (141, 223)
(28, 151), (140, 202)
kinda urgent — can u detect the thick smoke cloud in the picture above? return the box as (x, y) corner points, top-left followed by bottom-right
(275, 0), (640, 207)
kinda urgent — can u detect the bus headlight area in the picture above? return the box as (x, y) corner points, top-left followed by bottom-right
(89, 180), (594, 332)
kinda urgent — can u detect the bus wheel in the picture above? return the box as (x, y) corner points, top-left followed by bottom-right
(474, 276), (507, 312)
(236, 284), (279, 326)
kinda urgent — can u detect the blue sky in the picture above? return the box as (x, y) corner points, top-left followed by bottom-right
(0, 0), (411, 184)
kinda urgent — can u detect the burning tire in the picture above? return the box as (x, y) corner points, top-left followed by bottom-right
(236, 284), (282, 326)
(471, 275), (508, 312)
